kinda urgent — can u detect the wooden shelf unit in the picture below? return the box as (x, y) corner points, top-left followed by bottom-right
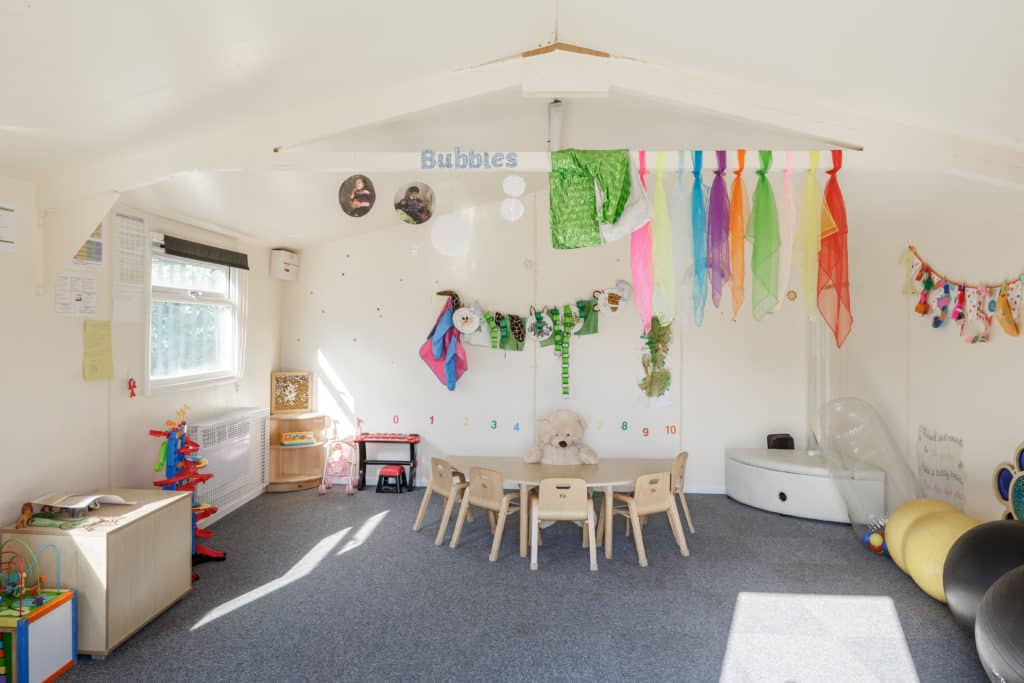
(268, 412), (329, 492)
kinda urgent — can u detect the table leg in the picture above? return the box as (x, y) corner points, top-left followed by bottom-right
(604, 485), (613, 559)
(520, 483), (529, 558)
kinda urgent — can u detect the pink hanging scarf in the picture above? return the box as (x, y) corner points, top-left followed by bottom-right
(631, 150), (654, 333)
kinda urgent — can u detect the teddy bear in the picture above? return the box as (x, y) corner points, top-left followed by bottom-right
(524, 409), (599, 465)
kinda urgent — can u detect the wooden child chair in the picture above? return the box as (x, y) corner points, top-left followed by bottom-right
(672, 451), (696, 534)
(598, 471), (688, 567)
(413, 457), (471, 545)
(530, 478), (597, 572)
(448, 467), (521, 561)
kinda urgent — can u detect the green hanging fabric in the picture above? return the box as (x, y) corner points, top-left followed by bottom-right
(548, 149), (631, 249)
(750, 150), (781, 320)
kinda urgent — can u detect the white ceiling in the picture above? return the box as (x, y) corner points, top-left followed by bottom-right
(4, 0), (1023, 246)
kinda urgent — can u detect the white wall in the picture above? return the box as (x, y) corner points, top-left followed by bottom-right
(0, 183), (280, 522)
(834, 170), (1024, 521)
(0, 176), (111, 514)
(279, 184), (809, 492)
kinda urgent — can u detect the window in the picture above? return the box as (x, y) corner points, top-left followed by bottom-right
(148, 251), (246, 391)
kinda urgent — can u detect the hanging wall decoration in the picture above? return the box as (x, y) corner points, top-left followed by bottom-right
(651, 151), (675, 325)
(430, 285), (618, 397)
(903, 245), (1023, 344)
(707, 150), (731, 311)
(419, 296), (467, 390)
(339, 175), (376, 218)
(728, 150), (750, 320)
(750, 150), (781, 320)
(797, 151), (822, 319)
(777, 151), (797, 309)
(631, 151), (654, 332)
(638, 316), (672, 403)
(689, 150), (708, 326)
(818, 150), (853, 348)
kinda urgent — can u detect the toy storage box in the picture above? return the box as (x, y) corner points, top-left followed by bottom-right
(0, 589), (76, 683)
(1, 489), (191, 657)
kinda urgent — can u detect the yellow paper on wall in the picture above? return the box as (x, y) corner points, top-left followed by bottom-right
(83, 320), (114, 381)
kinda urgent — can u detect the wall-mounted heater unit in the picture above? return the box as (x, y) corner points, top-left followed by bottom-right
(190, 407), (270, 525)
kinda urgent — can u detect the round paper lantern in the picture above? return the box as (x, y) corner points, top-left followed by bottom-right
(500, 198), (525, 222)
(502, 174), (526, 197)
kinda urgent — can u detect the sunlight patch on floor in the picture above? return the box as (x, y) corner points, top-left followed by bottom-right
(720, 592), (918, 683)
(191, 526), (352, 630)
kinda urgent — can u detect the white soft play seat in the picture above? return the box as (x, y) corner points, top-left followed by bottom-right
(725, 448), (885, 524)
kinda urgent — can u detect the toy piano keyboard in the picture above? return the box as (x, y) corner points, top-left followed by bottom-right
(354, 433), (420, 491)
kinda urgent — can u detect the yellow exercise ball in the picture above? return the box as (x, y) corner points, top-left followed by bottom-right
(903, 511), (981, 603)
(886, 498), (958, 572)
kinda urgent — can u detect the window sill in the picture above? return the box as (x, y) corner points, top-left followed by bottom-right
(147, 370), (241, 395)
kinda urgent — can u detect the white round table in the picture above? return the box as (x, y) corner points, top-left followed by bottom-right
(445, 456), (675, 559)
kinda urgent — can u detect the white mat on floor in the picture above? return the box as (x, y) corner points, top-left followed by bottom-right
(720, 593), (919, 683)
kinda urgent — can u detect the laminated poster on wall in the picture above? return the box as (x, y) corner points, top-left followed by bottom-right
(72, 222), (105, 270)
(0, 202), (16, 252)
(915, 425), (965, 509)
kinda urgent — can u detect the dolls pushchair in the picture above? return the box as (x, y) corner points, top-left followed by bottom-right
(319, 436), (359, 495)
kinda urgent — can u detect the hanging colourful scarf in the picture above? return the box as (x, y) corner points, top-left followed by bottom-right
(689, 150), (708, 325)
(750, 150), (781, 320)
(707, 150), (730, 310)
(797, 151), (822, 319)
(776, 151), (797, 308)
(728, 150), (750, 320)
(630, 151), (654, 333)
(818, 150), (853, 348)
(651, 152), (675, 324)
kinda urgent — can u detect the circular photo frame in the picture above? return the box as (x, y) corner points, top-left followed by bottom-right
(339, 174), (376, 218)
(394, 182), (435, 225)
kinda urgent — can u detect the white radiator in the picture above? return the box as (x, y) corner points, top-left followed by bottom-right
(190, 407), (269, 525)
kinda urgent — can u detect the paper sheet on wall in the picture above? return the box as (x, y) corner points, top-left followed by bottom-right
(55, 271), (97, 317)
(0, 203), (14, 252)
(113, 212), (147, 321)
(83, 320), (114, 380)
(72, 222), (105, 270)
(916, 425), (965, 509)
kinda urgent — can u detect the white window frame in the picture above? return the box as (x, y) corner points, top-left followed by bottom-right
(145, 246), (248, 393)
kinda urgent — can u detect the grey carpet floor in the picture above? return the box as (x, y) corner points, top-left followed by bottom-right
(64, 490), (985, 682)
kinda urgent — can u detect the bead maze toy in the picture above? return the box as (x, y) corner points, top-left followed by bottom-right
(0, 538), (76, 682)
(149, 405), (226, 580)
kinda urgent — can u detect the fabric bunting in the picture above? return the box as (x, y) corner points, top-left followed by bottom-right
(728, 150), (750, 320)
(689, 150), (708, 325)
(651, 152), (675, 324)
(750, 150), (781, 320)
(797, 150), (822, 319)
(631, 151), (654, 332)
(707, 150), (731, 310)
(777, 151), (797, 308)
(904, 245), (1024, 344)
(818, 150), (853, 348)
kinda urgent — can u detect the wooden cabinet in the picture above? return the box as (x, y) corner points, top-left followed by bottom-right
(1, 488), (192, 656)
(268, 412), (330, 492)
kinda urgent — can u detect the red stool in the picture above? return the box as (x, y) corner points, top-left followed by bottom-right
(376, 465), (407, 493)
